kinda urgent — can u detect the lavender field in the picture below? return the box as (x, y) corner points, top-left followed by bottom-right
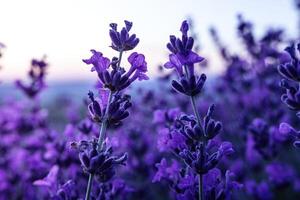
(1, 1), (300, 200)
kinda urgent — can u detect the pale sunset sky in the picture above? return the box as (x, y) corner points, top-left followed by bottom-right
(0, 0), (298, 82)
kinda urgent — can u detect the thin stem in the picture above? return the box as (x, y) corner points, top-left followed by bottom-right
(97, 91), (113, 150)
(190, 95), (202, 128)
(199, 174), (203, 200)
(84, 50), (123, 200)
(85, 174), (94, 200)
(117, 50), (123, 68)
(190, 95), (205, 200)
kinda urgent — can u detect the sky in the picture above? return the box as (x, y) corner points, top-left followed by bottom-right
(0, 0), (298, 82)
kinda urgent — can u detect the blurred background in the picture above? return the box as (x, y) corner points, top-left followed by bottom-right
(0, 0), (298, 83)
(0, 0), (299, 103)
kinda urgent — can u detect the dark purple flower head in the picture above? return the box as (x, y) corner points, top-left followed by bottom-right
(107, 93), (132, 127)
(109, 20), (139, 52)
(31, 58), (47, 69)
(179, 142), (234, 175)
(76, 139), (127, 183)
(279, 122), (300, 148)
(15, 79), (46, 98)
(87, 91), (131, 126)
(15, 57), (48, 98)
(166, 20), (195, 56)
(278, 43), (300, 82)
(178, 105), (222, 142)
(164, 21), (205, 97)
(88, 91), (107, 123)
(280, 79), (300, 111)
(171, 73), (206, 97)
(164, 20), (204, 77)
(83, 50), (148, 92)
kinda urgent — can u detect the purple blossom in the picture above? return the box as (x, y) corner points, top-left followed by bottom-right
(109, 20), (139, 52)
(83, 50), (110, 73)
(126, 52), (149, 82)
(76, 140), (127, 183)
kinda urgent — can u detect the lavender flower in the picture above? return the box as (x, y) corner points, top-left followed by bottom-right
(278, 43), (300, 148)
(164, 20), (205, 97)
(76, 140), (127, 183)
(83, 50), (148, 92)
(155, 20), (236, 200)
(109, 20), (139, 52)
(87, 91), (131, 126)
(15, 57), (48, 98)
(81, 20), (148, 200)
(279, 122), (300, 148)
(278, 43), (300, 82)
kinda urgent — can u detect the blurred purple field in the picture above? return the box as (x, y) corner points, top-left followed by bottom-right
(2, 1), (300, 200)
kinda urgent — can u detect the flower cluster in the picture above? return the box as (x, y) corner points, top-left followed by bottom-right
(15, 57), (48, 98)
(76, 140), (127, 183)
(177, 106), (234, 175)
(83, 50), (148, 92)
(109, 20), (139, 52)
(87, 91), (131, 126)
(278, 43), (300, 148)
(164, 20), (205, 97)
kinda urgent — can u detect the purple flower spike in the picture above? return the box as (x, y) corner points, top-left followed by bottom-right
(164, 20), (205, 97)
(109, 20), (139, 52)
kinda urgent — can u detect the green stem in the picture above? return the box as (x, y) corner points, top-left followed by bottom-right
(190, 95), (202, 128)
(84, 50), (123, 200)
(84, 91), (113, 200)
(117, 50), (123, 68)
(85, 174), (94, 200)
(97, 91), (113, 150)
